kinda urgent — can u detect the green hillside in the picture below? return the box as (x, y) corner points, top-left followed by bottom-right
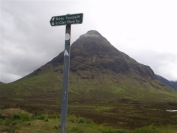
(0, 81), (5, 85)
(1, 65), (176, 102)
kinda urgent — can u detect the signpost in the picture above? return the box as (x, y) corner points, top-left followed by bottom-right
(50, 13), (83, 26)
(50, 13), (83, 133)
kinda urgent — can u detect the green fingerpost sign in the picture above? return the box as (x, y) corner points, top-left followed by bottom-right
(50, 13), (83, 26)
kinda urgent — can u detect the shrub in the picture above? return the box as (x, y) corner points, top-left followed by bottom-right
(12, 113), (30, 121)
(69, 114), (77, 123)
(48, 114), (58, 119)
(54, 125), (60, 130)
(35, 115), (45, 120)
(77, 117), (85, 123)
(133, 127), (157, 133)
(70, 127), (84, 133)
(85, 119), (94, 124)
(100, 127), (127, 133)
(0, 114), (5, 119)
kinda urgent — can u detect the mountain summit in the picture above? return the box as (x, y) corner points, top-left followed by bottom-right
(82, 30), (103, 36)
(1, 30), (176, 106)
(46, 30), (156, 80)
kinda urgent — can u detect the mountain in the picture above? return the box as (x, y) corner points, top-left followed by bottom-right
(0, 30), (177, 109)
(46, 30), (156, 80)
(156, 75), (177, 90)
(1, 30), (177, 129)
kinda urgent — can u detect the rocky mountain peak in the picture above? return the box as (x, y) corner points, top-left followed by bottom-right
(42, 30), (157, 80)
(86, 30), (102, 36)
(79, 30), (103, 38)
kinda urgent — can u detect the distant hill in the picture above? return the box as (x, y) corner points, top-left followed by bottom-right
(156, 75), (177, 90)
(0, 81), (4, 85)
(0, 30), (177, 109)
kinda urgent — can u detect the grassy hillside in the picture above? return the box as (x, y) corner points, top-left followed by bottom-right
(1, 64), (177, 105)
(0, 81), (5, 85)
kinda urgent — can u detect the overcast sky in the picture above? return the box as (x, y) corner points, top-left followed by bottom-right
(0, 0), (177, 83)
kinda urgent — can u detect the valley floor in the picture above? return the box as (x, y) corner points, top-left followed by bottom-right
(0, 110), (177, 133)
(1, 100), (177, 132)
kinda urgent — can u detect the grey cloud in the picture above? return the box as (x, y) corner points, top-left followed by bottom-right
(1, 1), (177, 83)
(0, 73), (21, 84)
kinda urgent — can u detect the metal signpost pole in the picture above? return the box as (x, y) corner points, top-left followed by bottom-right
(50, 13), (83, 133)
(60, 24), (71, 133)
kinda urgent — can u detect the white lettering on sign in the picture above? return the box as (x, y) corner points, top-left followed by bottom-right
(56, 17), (64, 21)
(59, 21), (66, 24)
(55, 21), (66, 25)
(52, 17), (55, 21)
(66, 15), (80, 20)
(76, 20), (80, 23)
(67, 20), (75, 24)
